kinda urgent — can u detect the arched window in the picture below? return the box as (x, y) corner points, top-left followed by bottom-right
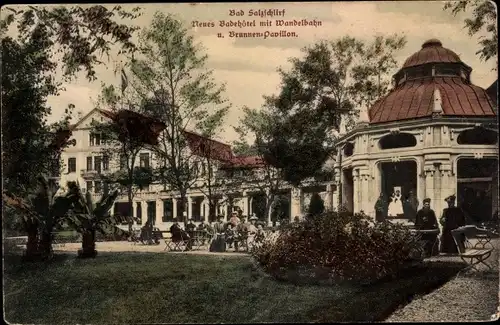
(379, 133), (417, 149)
(343, 142), (354, 157)
(457, 127), (498, 145)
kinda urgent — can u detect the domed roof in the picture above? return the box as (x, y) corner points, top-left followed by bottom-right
(369, 77), (496, 124)
(402, 39), (462, 68)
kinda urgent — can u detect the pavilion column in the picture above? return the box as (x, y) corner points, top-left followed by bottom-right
(241, 191), (249, 216)
(223, 195), (229, 221)
(325, 184), (333, 211)
(352, 169), (360, 213)
(334, 165), (341, 211)
(359, 170), (372, 217)
(187, 196), (193, 219)
(141, 201), (148, 225)
(249, 196), (254, 215)
(202, 195), (209, 223)
(172, 198), (178, 220)
(440, 164), (455, 211)
(156, 199), (164, 226)
(132, 201), (138, 225)
(290, 187), (302, 220)
(266, 189), (272, 226)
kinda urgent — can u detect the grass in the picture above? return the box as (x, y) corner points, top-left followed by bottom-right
(4, 252), (464, 324)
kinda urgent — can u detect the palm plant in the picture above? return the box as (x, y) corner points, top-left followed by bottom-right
(3, 176), (80, 261)
(66, 184), (128, 258)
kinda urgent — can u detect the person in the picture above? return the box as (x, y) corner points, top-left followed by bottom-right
(225, 224), (240, 252)
(388, 187), (404, 218)
(293, 216), (300, 223)
(229, 212), (241, 228)
(439, 194), (466, 254)
(236, 216), (249, 251)
(255, 224), (266, 244)
(415, 198), (439, 256)
(374, 193), (388, 222)
(186, 218), (197, 248)
(248, 215), (258, 234)
(404, 190), (419, 222)
(197, 220), (210, 245)
(170, 218), (192, 251)
(209, 215), (226, 252)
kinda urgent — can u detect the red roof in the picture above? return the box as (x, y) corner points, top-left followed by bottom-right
(223, 156), (266, 168)
(369, 77), (496, 124)
(183, 131), (234, 162)
(402, 39), (462, 68)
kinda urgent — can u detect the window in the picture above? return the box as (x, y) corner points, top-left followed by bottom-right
(120, 154), (127, 170)
(162, 199), (174, 222)
(343, 143), (354, 157)
(147, 201), (156, 225)
(457, 127), (498, 145)
(67, 158), (77, 173)
(379, 133), (417, 149)
(136, 202), (142, 225)
(140, 153), (150, 168)
(86, 181), (93, 193)
(86, 157), (93, 171)
(103, 155), (109, 171)
(89, 133), (101, 146)
(94, 156), (102, 174)
(201, 163), (206, 176)
(94, 181), (102, 193)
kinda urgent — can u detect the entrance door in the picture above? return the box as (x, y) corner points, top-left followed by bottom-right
(457, 158), (498, 223)
(380, 161), (418, 220)
(342, 168), (354, 213)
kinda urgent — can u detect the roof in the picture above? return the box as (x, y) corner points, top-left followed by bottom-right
(402, 39), (462, 68)
(222, 156), (266, 169)
(183, 130), (234, 162)
(369, 77), (496, 124)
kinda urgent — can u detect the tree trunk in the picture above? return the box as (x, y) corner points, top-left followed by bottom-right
(79, 230), (97, 258)
(209, 201), (217, 223)
(38, 230), (54, 261)
(179, 191), (187, 226)
(127, 186), (134, 234)
(24, 222), (40, 261)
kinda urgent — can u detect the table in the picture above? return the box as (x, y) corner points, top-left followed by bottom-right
(411, 229), (440, 257)
(474, 230), (494, 249)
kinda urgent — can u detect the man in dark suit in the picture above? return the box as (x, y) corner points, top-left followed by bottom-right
(440, 194), (466, 254)
(415, 198), (439, 256)
(170, 218), (192, 251)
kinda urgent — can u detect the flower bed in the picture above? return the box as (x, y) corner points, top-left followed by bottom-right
(251, 212), (424, 284)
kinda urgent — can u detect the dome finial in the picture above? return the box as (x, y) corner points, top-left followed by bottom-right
(422, 39), (442, 48)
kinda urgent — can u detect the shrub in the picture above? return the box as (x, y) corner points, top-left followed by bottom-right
(307, 192), (325, 217)
(251, 211), (423, 282)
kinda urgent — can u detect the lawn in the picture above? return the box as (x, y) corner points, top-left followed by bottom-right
(4, 252), (464, 323)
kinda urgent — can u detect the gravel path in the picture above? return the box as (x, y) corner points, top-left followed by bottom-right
(47, 241), (249, 257)
(385, 239), (500, 322)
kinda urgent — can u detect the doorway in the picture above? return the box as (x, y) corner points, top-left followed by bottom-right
(457, 158), (498, 223)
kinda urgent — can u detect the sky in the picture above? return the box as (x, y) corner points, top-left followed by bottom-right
(2, 1), (498, 144)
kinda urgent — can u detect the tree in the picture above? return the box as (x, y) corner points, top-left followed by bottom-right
(66, 184), (127, 258)
(233, 106), (288, 223)
(258, 35), (406, 186)
(3, 177), (80, 261)
(1, 5), (142, 198)
(119, 12), (231, 224)
(308, 192), (325, 217)
(444, 0), (497, 63)
(92, 87), (162, 233)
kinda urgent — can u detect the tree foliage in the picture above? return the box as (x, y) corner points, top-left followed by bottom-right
(444, 0), (497, 63)
(2, 4), (141, 198)
(254, 35), (406, 186)
(113, 12), (230, 223)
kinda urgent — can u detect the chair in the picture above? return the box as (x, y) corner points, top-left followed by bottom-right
(163, 231), (189, 252)
(451, 226), (494, 274)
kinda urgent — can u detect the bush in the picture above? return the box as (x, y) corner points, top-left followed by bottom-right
(251, 211), (423, 282)
(307, 192), (325, 217)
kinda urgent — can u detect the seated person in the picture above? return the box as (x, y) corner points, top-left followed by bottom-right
(196, 220), (211, 244)
(169, 218), (192, 251)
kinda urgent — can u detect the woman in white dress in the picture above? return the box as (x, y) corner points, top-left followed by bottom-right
(388, 187), (404, 217)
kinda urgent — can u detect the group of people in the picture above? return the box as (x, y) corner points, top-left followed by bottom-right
(168, 212), (267, 252)
(394, 194), (466, 256)
(375, 187), (419, 221)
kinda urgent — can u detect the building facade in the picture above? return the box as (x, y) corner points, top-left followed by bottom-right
(333, 39), (498, 223)
(59, 109), (334, 230)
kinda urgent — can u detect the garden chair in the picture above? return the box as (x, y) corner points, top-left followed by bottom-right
(451, 226), (494, 275)
(163, 231), (189, 252)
